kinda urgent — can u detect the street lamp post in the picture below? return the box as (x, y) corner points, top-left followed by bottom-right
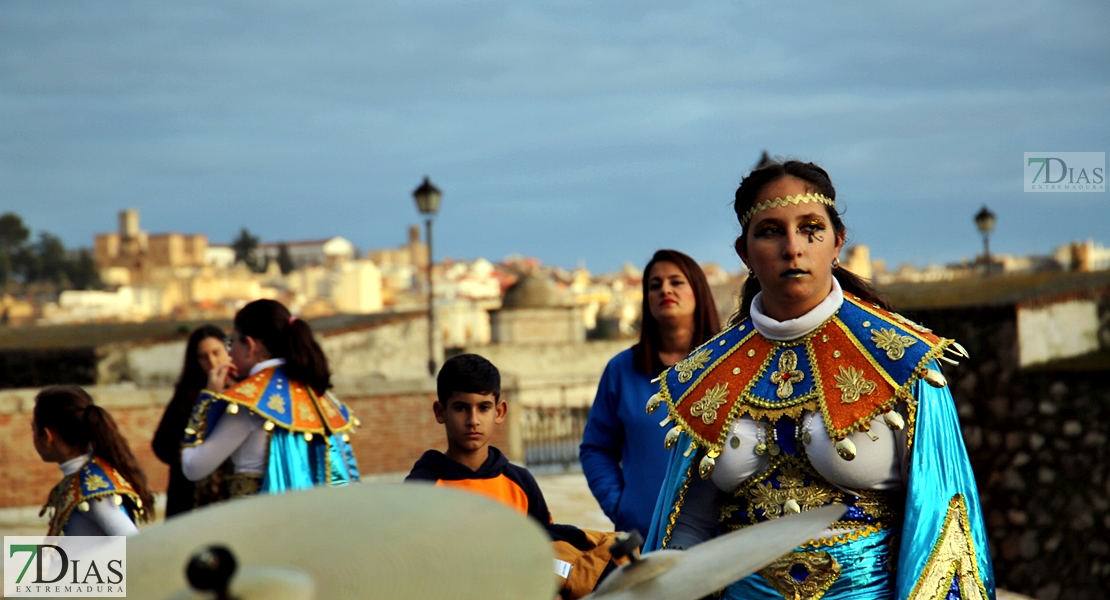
(974, 205), (996, 276)
(412, 176), (442, 376)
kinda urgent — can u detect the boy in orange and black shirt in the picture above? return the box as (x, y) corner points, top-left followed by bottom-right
(405, 353), (551, 525)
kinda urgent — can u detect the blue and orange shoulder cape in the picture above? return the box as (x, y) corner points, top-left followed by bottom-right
(645, 293), (995, 600)
(182, 365), (361, 494)
(40, 456), (144, 536)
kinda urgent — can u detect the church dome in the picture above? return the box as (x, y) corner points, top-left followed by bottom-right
(501, 274), (561, 309)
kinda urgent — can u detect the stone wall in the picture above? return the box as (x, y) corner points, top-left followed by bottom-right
(92, 312), (437, 387)
(459, 339), (629, 407)
(904, 297), (1110, 600)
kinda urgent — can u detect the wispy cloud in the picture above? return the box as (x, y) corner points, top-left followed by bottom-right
(1, 0), (1107, 270)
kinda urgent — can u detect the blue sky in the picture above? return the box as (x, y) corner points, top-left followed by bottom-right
(1, 0), (1107, 272)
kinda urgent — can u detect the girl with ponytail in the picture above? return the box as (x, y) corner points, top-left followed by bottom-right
(180, 299), (360, 500)
(33, 386), (154, 536)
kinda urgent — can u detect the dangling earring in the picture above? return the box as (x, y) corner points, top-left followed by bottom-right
(747, 266), (756, 279)
(831, 257), (840, 268)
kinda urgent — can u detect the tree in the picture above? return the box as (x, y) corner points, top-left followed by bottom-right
(0, 213), (30, 288)
(232, 228), (261, 271)
(35, 232), (69, 286)
(276, 243), (295, 275)
(67, 249), (102, 290)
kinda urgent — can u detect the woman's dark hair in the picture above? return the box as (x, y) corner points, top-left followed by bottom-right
(731, 159), (889, 325)
(33, 386), (155, 521)
(436, 353), (501, 404)
(234, 299), (331, 394)
(176, 325), (227, 391)
(632, 249), (722, 375)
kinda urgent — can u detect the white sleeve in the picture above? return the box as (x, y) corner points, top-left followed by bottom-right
(181, 410), (258, 481)
(86, 497), (139, 536)
(666, 474), (720, 550)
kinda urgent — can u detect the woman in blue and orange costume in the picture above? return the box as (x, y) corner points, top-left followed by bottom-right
(580, 249), (720, 539)
(644, 160), (994, 599)
(181, 299), (360, 499)
(33, 386), (155, 536)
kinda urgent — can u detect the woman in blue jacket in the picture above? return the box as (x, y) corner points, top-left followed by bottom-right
(579, 249), (720, 536)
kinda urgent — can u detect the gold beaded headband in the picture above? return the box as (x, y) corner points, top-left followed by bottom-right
(740, 192), (836, 227)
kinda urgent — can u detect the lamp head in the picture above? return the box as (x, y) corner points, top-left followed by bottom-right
(413, 176), (442, 216)
(974, 205), (996, 234)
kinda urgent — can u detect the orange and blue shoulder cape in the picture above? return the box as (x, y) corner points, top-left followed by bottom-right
(182, 365), (360, 494)
(645, 294), (995, 600)
(40, 456), (143, 536)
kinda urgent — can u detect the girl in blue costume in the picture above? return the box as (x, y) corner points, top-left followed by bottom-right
(34, 386), (155, 536)
(580, 249), (720, 537)
(645, 161), (994, 600)
(181, 299), (359, 499)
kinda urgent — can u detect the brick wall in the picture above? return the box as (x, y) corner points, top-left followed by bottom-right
(0, 383), (512, 511)
(344, 392), (510, 474)
(0, 392), (169, 510)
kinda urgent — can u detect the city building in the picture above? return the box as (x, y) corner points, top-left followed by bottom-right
(93, 209), (208, 284)
(259, 236), (357, 269)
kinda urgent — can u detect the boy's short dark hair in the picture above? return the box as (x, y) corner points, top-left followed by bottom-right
(437, 354), (501, 404)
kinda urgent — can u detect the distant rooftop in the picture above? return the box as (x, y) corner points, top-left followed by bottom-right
(879, 269), (1110, 311)
(0, 310), (422, 351)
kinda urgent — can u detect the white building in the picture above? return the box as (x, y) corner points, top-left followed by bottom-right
(329, 260), (383, 314)
(260, 237), (357, 269)
(205, 245), (236, 269)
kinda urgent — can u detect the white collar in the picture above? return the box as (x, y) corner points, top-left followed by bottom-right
(250, 358), (286, 377)
(750, 277), (843, 341)
(59, 453), (92, 477)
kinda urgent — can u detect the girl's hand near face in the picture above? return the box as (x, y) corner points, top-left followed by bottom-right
(207, 362), (239, 392)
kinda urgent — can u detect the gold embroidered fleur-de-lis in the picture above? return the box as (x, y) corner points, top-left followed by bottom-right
(267, 394), (286, 414)
(296, 402), (318, 423)
(833, 366), (877, 404)
(769, 350), (804, 399)
(236, 383), (258, 397)
(84, 474), (110, 492)
(675, 349), (713, 383)
(871, 328), (918, 360)
(690, 382), (729, 425)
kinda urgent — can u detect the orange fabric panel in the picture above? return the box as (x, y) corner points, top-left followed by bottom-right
(815, 321), (898, 432)
(435, 475), (530, 515)
(673, 331), (774, 445)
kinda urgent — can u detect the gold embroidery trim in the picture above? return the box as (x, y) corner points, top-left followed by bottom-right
(675, 349), (714, 383)
(770, 349), (805, 399)
(906, 494), (988, 600)
(267, 394), (286, 414)
(833, 366), (877, 404)
(758, 550), (841, 600)
(689, 382), (729, 425)
(906, 399), (919, 453)
(42, 466), (142, 536)
(741, 192), (836, 226)
(747, 462), (840, 520)
(657, 301), (954, 454)
(660, 462), (696, 549)
(799, 523), (884, 549)
(224, 473), (264, 499)
(872, 328), (918, 361)
(83, 474), (110, 492)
